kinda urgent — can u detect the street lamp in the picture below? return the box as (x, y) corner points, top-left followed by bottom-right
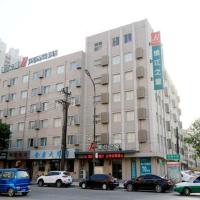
(85, 69), (96, 175)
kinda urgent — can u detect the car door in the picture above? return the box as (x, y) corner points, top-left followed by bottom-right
(134, 176), (145, 190)
(44, 172), (52, 183)
(87, 175), (96, 188)
(192, 176), (200, 193)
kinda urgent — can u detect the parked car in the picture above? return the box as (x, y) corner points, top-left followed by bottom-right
(37, 171), (73, 187)
(0, 168), (31, 197)
(79, 174), (119, 190)
(124, 174), (173, 193)
(174, 176), (200, 196)
(181, 170), (196, 182)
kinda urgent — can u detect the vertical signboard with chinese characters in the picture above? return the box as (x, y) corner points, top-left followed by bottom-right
(151, 32), (164, 90)
(140, 158), (152, 175)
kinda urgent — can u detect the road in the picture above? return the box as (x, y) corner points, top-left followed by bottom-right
(1, 185), (200, 200)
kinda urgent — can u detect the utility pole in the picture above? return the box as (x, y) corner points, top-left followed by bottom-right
(58, 87), (71, 171)
(176, 127), (179, 154)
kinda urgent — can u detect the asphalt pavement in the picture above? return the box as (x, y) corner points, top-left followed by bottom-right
(1, 184), (200, 200)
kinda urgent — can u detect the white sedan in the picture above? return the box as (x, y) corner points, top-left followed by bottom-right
(37, 171), (73, 187)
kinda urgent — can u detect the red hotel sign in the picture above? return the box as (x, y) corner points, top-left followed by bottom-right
(83, 153), (124, 159)
(151, 31), (161, 46)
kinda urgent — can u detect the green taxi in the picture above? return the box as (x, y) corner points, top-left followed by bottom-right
(174, 176), (200, 196)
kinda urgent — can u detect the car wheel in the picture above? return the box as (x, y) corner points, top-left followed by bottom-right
(183, 187), (191, 196)
(22, 192), (28, 196)
(38, 179), (44, 187)
(155, 185), (162, 193)
(7, 188), (15, 197)
(81, 183), (86, 189)
(56, 180), (62, 188)
(102, 183), (107, 190)
(127, 183), (133, 192)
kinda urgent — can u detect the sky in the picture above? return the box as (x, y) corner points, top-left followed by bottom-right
(0, 0), (199, 129)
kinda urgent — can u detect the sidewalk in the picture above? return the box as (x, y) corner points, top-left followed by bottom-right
(31, 180), (124, 189)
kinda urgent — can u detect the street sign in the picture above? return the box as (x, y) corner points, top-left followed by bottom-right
(166, 154), (180, 161)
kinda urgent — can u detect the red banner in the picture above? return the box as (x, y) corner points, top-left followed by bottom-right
(20, 57), (28, 68)
(151, 32), (161, 46)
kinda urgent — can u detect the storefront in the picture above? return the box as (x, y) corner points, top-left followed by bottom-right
(0, 151), (7, 168)
(30, 149), (75, 179)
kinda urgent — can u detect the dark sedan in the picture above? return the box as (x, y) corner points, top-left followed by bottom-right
(79, 174), (119, 190)
(124, 174), (173, 193)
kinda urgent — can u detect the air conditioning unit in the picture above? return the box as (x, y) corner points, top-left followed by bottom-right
(75, 96), (80, 106)
(5, 95), (9, 102)
(3, 109), (9, 117)
(36, 103), (42, 112)
(39, 70), (44, 79)
(37, 87), (43, 96)
(34, 120), (40, 130)
(76, 79), (81, 87)
(7, 80), (11, 87)
(74, 115), (80, 125)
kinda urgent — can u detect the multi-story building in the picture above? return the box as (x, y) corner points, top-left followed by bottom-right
(0, 19), (184, 180)
(0, 39), (6, 72)
(0, 51), (85, 178)
(75, 19), (183, 179)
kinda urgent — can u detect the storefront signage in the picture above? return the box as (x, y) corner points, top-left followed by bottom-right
(1, 61), (20, 73)
(0, 151), (7, 160)
(140, 158), (152, 175)
(166, 154), (180, 161)
(88, 143), (121, 151)
(30, 149), (75, 159)
(28, 50), (58, 65)
(151, 31), (164, 90)
(7, 151), (29, 160)
(83, 153), (124, 159)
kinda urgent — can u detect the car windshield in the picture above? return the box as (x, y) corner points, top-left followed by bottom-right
(16, 171), (29, 179)
(63, 172), (70, 175)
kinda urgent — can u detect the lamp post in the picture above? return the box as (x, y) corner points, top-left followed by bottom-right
(85, 69), (96, 175)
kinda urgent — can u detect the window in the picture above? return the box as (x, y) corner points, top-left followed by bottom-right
(124, 52), (133, 62)
(56, 83), (64, 92)
(68, 116), (75, 126)
(9, 108), (15, 116)
(53, 136), (61, 146)
(69, 80), (76, 90)
(40, 119), (48, 128)
(30, 104), (37, 113)
(16, 171), (29, 179)
(10, 124), (14, 132)
(68, 135), (75, 144)
(112, 134), (121, 144)
(44, 68), (51, 78)
(112, 74), (120, 83)
(70, 61), (78, 70)
(40, 138), (47, 146)
(19, 106), (26, 115)
(16, 139), (23, 148)
(112, 36), (120, 46)
(112, 55), (120, 65)
(0, 110), (3, 118)
(29, 121), (36, 129)
(22, 75), (29, 83)
(94, 42), (102, 51)
(33, 71), (39, 80)
(41, 102), (48, 111)
(54, 118), (62, 128)
(43, 85), (50, 94)
(55, 101), (62, 110)
(27, 138), (34, 147)
(9, 93), (16, 101)
(94, 96), (101, 102)
(125, 91), (134, 101)
(1, 171), (15, 179)
(31, 88), (38, 97)
(113, 93), (121, 102)
(18, 122), (25, 131)
(113, 113), (121, 122)
(21, 90), (28, 99)
(125, 71), (133, 81)
(124, 33), (132, 43)
(10, 77), (18, 86)
(126, 111), (134, 121)
(57, 65), (64, 74)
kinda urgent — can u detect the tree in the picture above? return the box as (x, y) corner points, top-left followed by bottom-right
(184, 119), (200, 158)
(0, 120), (11, 150)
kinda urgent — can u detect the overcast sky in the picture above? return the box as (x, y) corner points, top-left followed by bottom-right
(0, 0), (199, 129)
